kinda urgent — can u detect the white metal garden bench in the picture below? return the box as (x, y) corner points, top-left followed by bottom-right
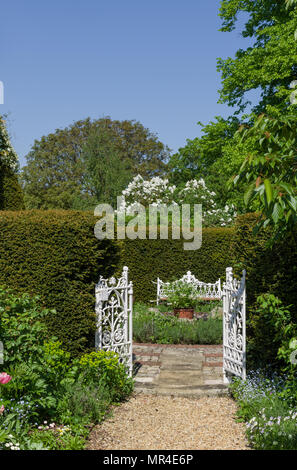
(153, 271), (222, 305)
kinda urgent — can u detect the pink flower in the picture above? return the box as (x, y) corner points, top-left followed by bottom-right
(0, 405), (4, 415)
(0, 373), (12, 385)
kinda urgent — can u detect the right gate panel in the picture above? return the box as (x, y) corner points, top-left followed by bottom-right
(222, 267), (246, 383)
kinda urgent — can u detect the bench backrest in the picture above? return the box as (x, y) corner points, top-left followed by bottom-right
(155, 271), (222, 304)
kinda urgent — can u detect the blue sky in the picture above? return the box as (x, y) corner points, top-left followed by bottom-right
(1, 0), (252, 167)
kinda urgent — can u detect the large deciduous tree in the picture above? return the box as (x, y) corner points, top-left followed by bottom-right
(217, 0), (297, 113)
(22, 117), (170, 210)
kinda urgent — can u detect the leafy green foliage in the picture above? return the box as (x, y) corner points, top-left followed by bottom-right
(0, 287), (133, 450)
(0, 287), (53, 366)
(248, 294), (297, 371)
(169, 116), (239, 185)
(77, 351), (133, 401)
(233, 113), (297, 240)
(231, 212), (297, 312)
(218, 1), (297, 113)
(82, 129), (132, 207)
(163, 280), (198, 309)
(0, 164), (24, 211)
(168, 115), (258, 212)
(0, 116), (19, 171)
(21, 117), (170, 210)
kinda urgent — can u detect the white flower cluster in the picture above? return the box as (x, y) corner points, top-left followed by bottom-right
(117, 175), (236, 227)
(4, 435), (20, 450)
(0, 118), (19, 171)
(118, 174), (177, 215)
(246, 409), (297, 449)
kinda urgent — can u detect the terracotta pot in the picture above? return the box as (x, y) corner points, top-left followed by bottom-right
(174, 308), (194, 319)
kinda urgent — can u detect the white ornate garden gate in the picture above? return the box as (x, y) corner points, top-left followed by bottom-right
(222, 267), (246, 383)
(95, 266), (133, 377)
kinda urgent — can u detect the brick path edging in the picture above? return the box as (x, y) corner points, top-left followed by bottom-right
(133, 342), (222, 349)
(133, 343), (223, 368)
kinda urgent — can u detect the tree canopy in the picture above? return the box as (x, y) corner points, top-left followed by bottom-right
(22, 117), (170, 210)
(217, 0), (297, 113)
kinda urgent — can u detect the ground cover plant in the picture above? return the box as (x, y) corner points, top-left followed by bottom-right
(230, 293), (297, 450)
(0, 287), (133, 450)
(133, 302), (223, 345)
(230, 370), (297, 450)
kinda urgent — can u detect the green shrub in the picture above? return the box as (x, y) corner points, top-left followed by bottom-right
(0, 210), (120, 355)
(77, 350), (133, 401)
(231, 213), (297, 367)
(163, 280), (198, 309)
(55, 379), (111, 427)
(248, 294), (297, 371)
(0, 286), (53, 367)
(0, 286), (133, 450)
(231, 213), (297, 317)
(119, 227), (235, 303)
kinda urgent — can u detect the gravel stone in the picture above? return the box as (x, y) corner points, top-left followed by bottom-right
(87, 394), (249, 450)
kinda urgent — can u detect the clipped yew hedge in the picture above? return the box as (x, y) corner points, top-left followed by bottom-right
(231, 213), (297, 318)
(0, 164), (24, 210)
(1, 209), (295, 357)
(0, 210), (120, 355)
(118, 227), (235, 303)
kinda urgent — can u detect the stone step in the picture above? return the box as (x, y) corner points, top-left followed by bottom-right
(134, 384), (228, 398)
(134, 361), (161, 367)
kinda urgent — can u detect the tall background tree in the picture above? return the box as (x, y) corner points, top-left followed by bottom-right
(22, 117), (170, 210)
(169, 0), (297, 223)
(218, 0), (297, 114)
(0, 116), (24, 210)
(228, 0), (297, 238)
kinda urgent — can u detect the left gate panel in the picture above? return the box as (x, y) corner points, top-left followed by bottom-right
(95, 266), (133, 377)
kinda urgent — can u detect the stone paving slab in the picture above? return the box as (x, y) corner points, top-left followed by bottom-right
(133, 342), (227, 397)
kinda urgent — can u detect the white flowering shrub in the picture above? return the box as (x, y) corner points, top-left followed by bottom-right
(178, 179), (236, 227)
(0, 117), (19, 171)
(117, 174), (177, 215)
(118, 175), (236, 227)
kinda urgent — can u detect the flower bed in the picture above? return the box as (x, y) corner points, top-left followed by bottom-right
(0, 287), (133, 450)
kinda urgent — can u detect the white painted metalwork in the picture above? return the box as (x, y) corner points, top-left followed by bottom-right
(154, 271), (222, 305)
(222, 267), (246, 383)
(95, 266), (133, 377)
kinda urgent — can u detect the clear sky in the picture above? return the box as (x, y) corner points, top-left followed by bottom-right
(1, 0), (252, 167)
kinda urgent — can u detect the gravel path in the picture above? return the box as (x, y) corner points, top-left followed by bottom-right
(88, 394), (249, 450)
